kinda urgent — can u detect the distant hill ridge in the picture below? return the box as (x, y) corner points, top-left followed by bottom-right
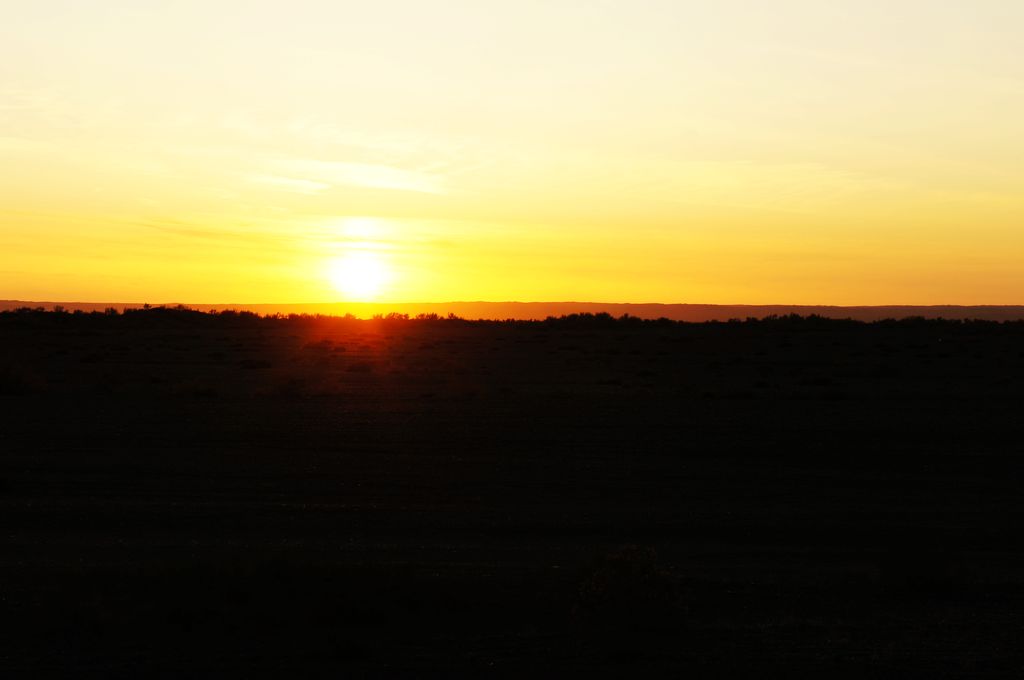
(5, 300), (1024, 322)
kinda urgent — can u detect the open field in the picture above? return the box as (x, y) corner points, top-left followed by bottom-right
(3, 308), (1024, 677)
(7, 300), (1024, 322)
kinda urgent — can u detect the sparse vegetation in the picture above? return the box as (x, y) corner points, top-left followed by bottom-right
(2, 307), (1023, 675)
(572, 546), (686, 652)
(0, 363), (44, 395)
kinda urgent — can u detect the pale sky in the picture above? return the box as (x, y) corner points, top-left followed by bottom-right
(2, 1), (1023, 304)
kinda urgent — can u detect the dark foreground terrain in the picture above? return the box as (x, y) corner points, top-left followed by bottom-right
(3, 307), (1024, 677)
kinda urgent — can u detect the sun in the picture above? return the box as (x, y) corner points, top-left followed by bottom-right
(327, 251), (391, 301)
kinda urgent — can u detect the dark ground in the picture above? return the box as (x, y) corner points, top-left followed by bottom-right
(2, 308), (1024, 677)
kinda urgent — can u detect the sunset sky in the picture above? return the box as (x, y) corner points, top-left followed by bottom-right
(2, 1), (1023, 305)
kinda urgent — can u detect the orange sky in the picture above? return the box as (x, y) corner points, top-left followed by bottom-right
(3, 1), (1024, 304)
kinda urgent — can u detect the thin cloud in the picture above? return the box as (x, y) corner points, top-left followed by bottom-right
(273, 159), (446, 195)
(248, 174), (331, 195)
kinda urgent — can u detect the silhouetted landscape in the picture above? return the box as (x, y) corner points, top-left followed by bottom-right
(3, 307), (1024, 677)
(7, 299), (1024, 322)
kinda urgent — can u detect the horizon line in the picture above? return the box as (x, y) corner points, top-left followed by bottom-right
(6, 299), (1024, 309)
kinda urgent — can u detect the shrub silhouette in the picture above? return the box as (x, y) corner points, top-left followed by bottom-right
(876, 547), (971, 600)
(237, 359), (272, 370)
(571, 546), (686, 659)
(0, 364), (44, 395)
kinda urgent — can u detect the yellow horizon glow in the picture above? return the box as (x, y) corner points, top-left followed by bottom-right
(3, 2), (1024, 305)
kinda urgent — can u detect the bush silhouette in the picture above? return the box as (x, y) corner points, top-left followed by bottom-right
(571, 546), (686, 659)
(876, 547), (971, 600)
(0, 364), (44, 395)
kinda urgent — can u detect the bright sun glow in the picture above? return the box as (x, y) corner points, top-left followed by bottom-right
(5, 4), (1024, 305)
(339, 217), (380, 240)
(327, 251), (391, 301)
